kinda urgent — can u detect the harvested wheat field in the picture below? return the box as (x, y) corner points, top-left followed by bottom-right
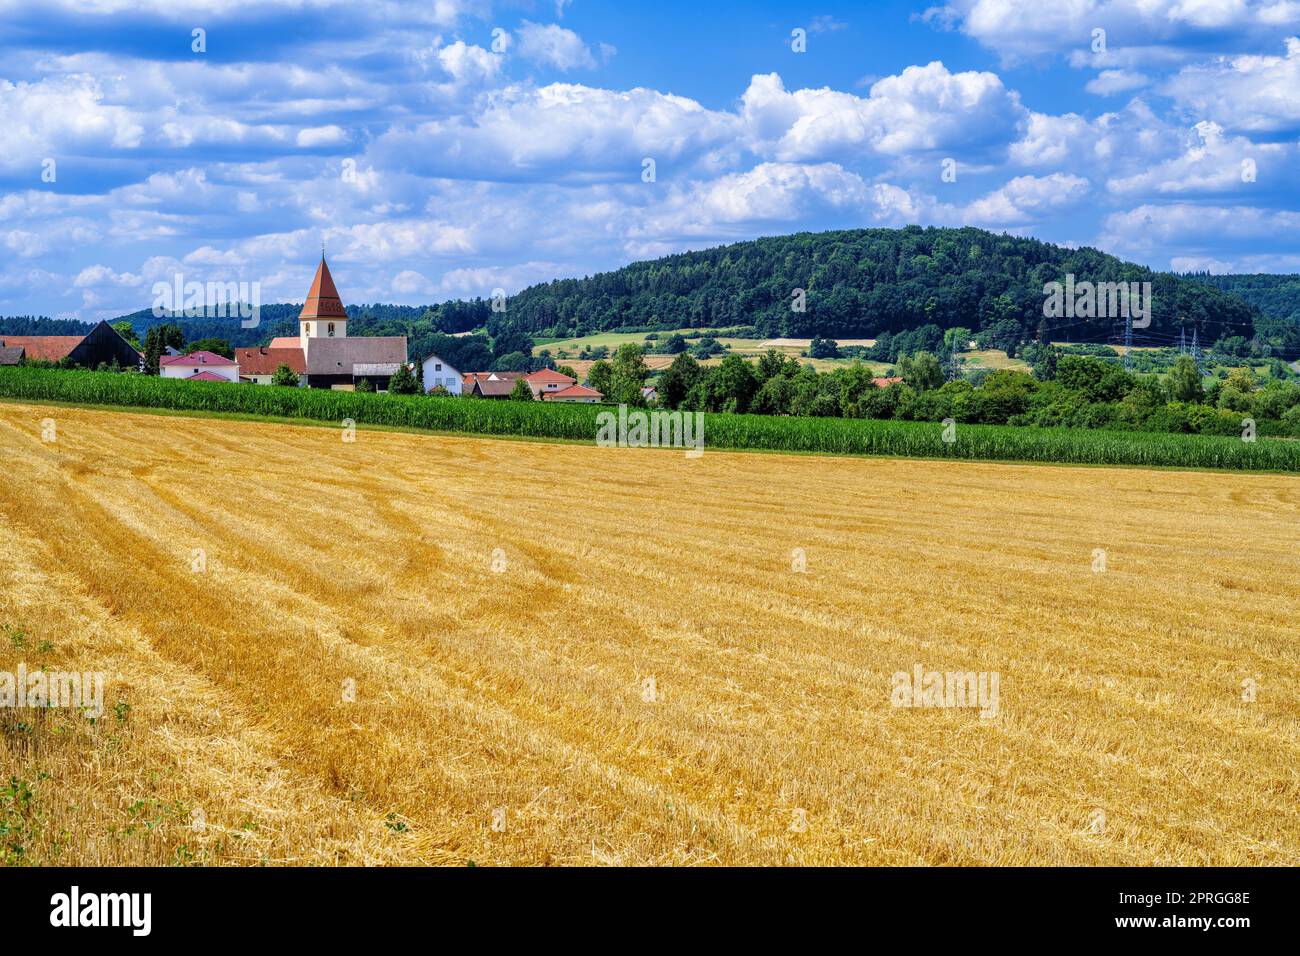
(1, 400), (1297, 866)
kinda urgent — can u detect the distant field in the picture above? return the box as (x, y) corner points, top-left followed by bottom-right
(963, 349), (1031, 372)
(2, 403), (1296, 864)
(539, 330), (884, 375)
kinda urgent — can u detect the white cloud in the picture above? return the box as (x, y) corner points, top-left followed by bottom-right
(926, 0), (1300, 61)
(741, 63), (1025, 162)
(370, 83), (738, 180)
(1085, 69), (1150, 94)
(515, 21), (601, 71)
(960, 172), (1091, 225)
(1162, 36), (1300, 133)
(296, 125), (347, 148)
(0, 75), (144, 170)
(73, 264), (143, 287)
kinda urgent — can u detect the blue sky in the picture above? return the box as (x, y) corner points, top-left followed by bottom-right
(2, 0), (1299, 320)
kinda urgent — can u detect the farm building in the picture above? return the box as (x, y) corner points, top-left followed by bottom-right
(421, 354), (463, 394)
(306, 338), (408, 390)
(160, 350), (240, 382)
(0, 321), (141, 369)
(235, 346), (307, 385)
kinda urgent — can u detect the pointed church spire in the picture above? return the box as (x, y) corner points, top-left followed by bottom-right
(300, 255), (347, 320)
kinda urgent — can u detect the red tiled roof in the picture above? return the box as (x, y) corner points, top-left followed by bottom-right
(543, 384), (602, 401)
(299, 256), (347, 320)
(161, 350), (236, 367)
(873, 376), (904, 387)
(235, 346), (306, 375)
(524, 368), (576, 385)
(186, 370), (228, 381)
(0, 335), (83, 362)
(268, 336), (300, 350)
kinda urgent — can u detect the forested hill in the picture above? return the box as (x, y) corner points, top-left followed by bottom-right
(1180, 273), (1300, 344)
(502, 226), (1274, 349)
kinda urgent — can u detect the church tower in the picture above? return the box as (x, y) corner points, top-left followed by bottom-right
(299, 255), (348, 356)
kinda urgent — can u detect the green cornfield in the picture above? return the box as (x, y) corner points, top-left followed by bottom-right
(2, 365), (1297, 472)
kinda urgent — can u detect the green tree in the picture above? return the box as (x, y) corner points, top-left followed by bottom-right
(355, 378), (374, 393)
(1167, 355), (1204, 403)
(705, 354), (758, 413)
(661, 333), (687, 354)
(270, 364), (299, 387)
(509, 378), (534, 400)
(587, 359), (613, 397)
(142, 322), (185, 375)
(387, 363), (420, 395)
(187, 337), (234, 359)
(901, 351), (944, 391)
(609, 343), (651, 405)
(656, 352), (703, 409)
(111, 321), (141, 349)
(943, 327), (972, 355)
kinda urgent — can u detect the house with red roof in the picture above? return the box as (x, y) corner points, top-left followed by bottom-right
(235, 346), (307, 385)
(159, 350), (240, 383)
(543, 384), (603, 403)
(523, 367), (576, 398)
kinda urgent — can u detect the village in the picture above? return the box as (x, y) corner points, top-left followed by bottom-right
(0, 256), (607, 404)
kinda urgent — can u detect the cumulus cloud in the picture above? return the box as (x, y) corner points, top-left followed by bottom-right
(0, 75), (144, 170)
(959, 173), (1091, 225)
(925, 0), (1300, 61)
(740, 63), (1025, 162)
(370, 83), (738, 180)
(1162, 36), (1300, 134)
(514, 21), (603, 71)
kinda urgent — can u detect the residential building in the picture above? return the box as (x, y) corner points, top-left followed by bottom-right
(464, 371), (523, 398)
(421, 354), (463, 394)
(522, 367), (576, 398)
(160, 350), (240, 382)
(543, 384), (603, 403)
(235, 346), (307, 385)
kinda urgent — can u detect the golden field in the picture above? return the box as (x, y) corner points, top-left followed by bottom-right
(1, 400), (1297, 866)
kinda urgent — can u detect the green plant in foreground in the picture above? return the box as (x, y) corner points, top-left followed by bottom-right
(1, 365), (1297, 472)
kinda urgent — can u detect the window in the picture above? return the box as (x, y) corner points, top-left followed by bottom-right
(328, 323), (335, 337)
(304, 323), (312, 336)
(435, 363), (442, 371)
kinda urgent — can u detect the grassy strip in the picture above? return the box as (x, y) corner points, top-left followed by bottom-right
(1, 365), (1297, 472)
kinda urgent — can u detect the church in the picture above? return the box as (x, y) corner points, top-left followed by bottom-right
(237, 255), (408, 390)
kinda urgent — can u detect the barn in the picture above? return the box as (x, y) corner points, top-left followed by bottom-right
(0, 321), (142, 369)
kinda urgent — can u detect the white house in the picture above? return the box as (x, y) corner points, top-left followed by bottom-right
(421, 353), (462, 395)
(159, 350), (240, 383)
